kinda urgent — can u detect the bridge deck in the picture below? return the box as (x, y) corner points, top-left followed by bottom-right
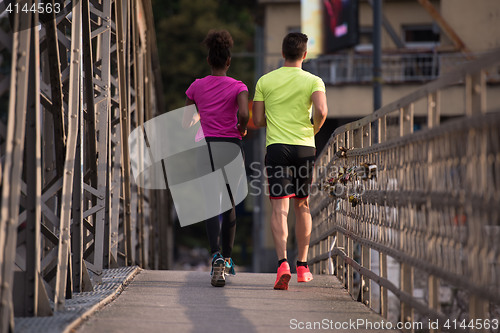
(77, 270), (394, 333)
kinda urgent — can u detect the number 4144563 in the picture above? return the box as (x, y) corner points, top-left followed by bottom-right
(443, 319), (499, 330)
(6, 2), (61, 14)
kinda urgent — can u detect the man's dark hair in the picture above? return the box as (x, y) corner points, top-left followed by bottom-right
(282, 32), (308, 61)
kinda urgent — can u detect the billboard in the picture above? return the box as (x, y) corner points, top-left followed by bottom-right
(301, 0), (324, 58)
(323, 0), (359, 53)
(301, 0), (359, 55)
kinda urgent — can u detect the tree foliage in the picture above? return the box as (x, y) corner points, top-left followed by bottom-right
(152, 0), (256, 111)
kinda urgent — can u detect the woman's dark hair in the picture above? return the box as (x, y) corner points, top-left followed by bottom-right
(282, 32), (308, 60)
(203, 29), (234, 69)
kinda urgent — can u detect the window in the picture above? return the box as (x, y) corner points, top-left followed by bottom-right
(359, 26), (373, 45)
(402, 24), (440, 48)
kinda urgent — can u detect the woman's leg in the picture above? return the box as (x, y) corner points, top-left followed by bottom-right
(205, 216), (221, 255)
(220, 184), (236, 258)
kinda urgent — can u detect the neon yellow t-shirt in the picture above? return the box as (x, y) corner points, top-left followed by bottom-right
(254, 67), (325, 147)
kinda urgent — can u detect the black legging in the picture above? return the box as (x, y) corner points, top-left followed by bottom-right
(203, 137), (242, 258)
(205, 183), (236, 257)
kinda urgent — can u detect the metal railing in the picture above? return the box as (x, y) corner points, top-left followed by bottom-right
(303, 52), (500, 85)
(309, 48), (500, 332)
(0, 1), (172, 331)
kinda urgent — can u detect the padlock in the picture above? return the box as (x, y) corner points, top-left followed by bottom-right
(356, 163), (377, 180)
(367, 164), (377, 179)
(335, 146), (349, 158)
(348, 194), (360, 207)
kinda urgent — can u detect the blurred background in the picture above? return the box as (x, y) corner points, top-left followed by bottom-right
(150, 0), (500, 274)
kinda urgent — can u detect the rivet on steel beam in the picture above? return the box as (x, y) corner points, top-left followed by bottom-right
(363, 286), (369, 292)
(405, 115), (411, 121)
(66, 170), (72, 175)
(364, 300), (369, 305)
(405, 316), (411, 322)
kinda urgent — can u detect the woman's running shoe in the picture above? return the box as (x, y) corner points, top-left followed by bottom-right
(297, 265), (313, 282)
(224, 258), (236, 276)
(274, 261), (291, 290)
(211, 253), (225, 287)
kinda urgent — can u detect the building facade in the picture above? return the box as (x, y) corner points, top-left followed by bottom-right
(253, 0), (500, 273)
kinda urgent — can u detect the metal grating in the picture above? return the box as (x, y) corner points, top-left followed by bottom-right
(14, 267), (140, 333)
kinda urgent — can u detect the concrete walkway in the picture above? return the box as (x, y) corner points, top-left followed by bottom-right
(76, 270), (396, 333)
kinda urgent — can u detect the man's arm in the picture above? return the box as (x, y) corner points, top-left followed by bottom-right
(252, 101), (266, 127)
(182, 97), (200, 128)
(237, 91), (249, 137)
(311, 91), (328, 134)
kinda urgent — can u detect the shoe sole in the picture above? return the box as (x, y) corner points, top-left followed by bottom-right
(297, 275), (313, 283)
(274, 272), (291, 290)
(211, 261), (225, 287)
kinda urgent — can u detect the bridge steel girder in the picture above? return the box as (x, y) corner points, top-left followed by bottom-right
(0, 2), (36, 330)
(0, 0), (167, 330)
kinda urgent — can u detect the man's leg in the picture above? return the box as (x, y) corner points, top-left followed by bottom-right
(271, 198), (292, 290)
(293, 198), (312, 262)
(270, 198), (290, 260)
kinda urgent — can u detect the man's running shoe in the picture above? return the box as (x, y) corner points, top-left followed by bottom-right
(274, 261), (291, 290)
(224, 258), (236, 276)
(211, 253), (225, 287)
(297, 265), (313, 282)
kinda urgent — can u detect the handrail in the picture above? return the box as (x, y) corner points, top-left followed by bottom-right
(309, 47), (500, 332)
(318, 48), (500, 159)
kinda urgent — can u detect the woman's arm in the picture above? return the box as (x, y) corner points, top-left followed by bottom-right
(237, 91), (249, 137)
(182, 97), (200, 128)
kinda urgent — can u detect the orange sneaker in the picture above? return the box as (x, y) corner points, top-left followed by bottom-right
(297, 265), (313, 282)
(274, 261), (291, 290)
